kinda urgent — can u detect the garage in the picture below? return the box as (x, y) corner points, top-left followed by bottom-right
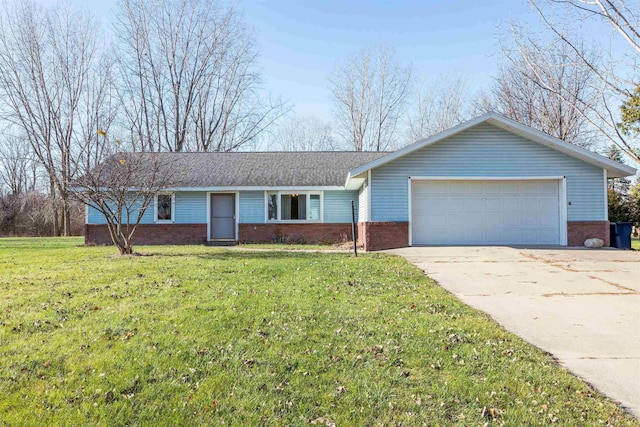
(410, 178), (565, 245)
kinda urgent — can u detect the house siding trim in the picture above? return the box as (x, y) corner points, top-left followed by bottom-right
(367, 170), (372, 222)
(603, 169), (608, 221)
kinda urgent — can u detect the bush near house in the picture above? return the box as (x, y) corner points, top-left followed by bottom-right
(0, 238), (636, 425)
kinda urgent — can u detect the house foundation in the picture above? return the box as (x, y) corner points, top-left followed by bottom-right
(358, 221), (409, 251)
(567, 221), (610, 247)
(238, 223), (353, 244)
(85, 224), (207, 245)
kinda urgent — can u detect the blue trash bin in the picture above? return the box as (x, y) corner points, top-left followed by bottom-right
(616, 222), (632, 250)
(610, 223), (621, 248)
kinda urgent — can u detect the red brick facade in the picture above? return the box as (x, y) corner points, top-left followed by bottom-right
(357, 221), (409, 251)
(238, 223), (353, 244)
(85, 223), (355, 246)
(568, 220), (610, 247)
(85, 220), (609, 249)
(85, 224), (207, 245)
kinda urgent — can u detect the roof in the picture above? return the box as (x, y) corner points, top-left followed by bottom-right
(347, 112), (637, 181)
(124, 151), (389, 188)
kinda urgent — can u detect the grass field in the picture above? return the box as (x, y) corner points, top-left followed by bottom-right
(0, 238), (636, 426)
(633, 239), (639, 250)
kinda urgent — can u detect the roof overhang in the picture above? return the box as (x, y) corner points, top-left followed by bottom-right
(347, 113), (637, 179)
(344, 171), (368, 190)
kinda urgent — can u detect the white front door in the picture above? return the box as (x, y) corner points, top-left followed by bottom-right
(411, 179), (562, 245)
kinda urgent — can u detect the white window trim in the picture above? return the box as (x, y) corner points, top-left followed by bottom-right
(603, 168), (608, 221)
(264, 191), (324, 223)
(154, 192), (175, 224)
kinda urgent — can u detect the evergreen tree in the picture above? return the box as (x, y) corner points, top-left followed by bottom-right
(620, 85), (640, 137)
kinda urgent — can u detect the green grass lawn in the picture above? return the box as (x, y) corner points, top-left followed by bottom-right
(0, 238), (636, 426)
(632, 239), (639, 250)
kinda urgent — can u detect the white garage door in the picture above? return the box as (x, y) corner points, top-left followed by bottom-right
(411, 180), (562, 245)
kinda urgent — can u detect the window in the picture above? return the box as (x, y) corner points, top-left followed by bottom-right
(155, 193), (175, 223)
(266, 192), (321, 222)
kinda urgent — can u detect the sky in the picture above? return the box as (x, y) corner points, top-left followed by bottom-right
(36, 0), (541, 119)
(240, 0), (537, 119)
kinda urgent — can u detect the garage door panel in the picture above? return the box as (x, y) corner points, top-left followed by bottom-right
(484, 213), (505, 228)
(464, 197), (484, 211)
(538, 197), (558, 213)
(520, 197), (540, 212)
(504, 214), (522, 228)
(485, 197), (504, 213)
(502, 229), (522, 242)
(412, 180), (561, 245)
(538, 228), (559, 242)
(501, 197), (521, 213)
(519, 182), (543, 194)
(482, 182), (503, 194)
(537, 181), (560, 194)
(416, 213), (448, 227)
(449, 198), (466, 212)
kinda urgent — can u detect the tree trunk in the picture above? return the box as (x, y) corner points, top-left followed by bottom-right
(49, 179), (60, 236)
(118, 244), (133, 255)
(62, 199), (71, 236)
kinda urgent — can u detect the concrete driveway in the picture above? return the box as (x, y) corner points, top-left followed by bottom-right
(388, 246), (640, 417)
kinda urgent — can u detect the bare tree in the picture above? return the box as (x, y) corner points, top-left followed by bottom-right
(0, 135), (36, 196)
(406, 74), (470, 143)
(72, 141), (181, 255)
(528, 0), (640, 160)
(479, 30), (600, 148)
(329, 47), (412, 151)
(268, 115), (337, 151)
(115, 0), (285, 153)
(0, 1), (114, 235)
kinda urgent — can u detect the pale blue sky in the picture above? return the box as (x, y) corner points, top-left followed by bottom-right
(241, 0), (536, 118)
(37, 0), (542, 119)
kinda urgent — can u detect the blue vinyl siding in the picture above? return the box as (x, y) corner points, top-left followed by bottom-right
(87, 192), (206, 225)
(87, 205), (106, 224)
(324, 190), (359, 223)
(371, 123), (605, 222)
(175, 192), (207, 223)
(87, 198), (154, 224)
(240, 191), (264, 223)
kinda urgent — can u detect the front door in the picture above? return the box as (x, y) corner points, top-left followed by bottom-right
(210, 193), (236, 240)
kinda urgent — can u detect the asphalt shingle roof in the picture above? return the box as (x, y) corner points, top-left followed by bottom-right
(129, 151), (389, 187)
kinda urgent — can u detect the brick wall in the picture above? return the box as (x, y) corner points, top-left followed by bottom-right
(238, 223), (353, 244)
(358, 221), (409, 251)
(568, 221), (610, 247)
(357, 222), (367, 249)
(85, 224), (207, 245)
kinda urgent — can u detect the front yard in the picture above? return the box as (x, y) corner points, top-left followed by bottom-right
(0, 238), (636, 425)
